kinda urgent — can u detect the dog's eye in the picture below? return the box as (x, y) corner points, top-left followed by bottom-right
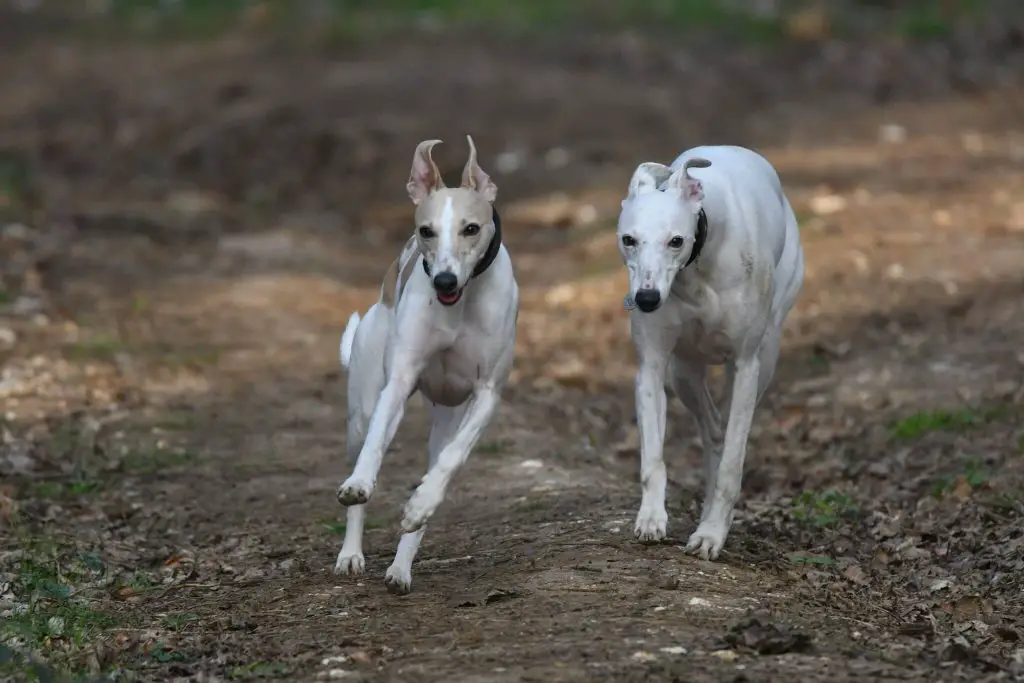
(462, 223), (481, 236)
(418, 226), (435, 239)
(621, 235), (637, 248)
(668, 236), (685, 249)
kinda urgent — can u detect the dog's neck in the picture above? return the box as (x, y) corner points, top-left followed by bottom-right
(421, 206), (503, 279)
(685, 208), (708, 268)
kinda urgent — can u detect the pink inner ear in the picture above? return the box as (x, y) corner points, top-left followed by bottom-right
(686, 179), (704, 202)
(415, 161), (436, 188)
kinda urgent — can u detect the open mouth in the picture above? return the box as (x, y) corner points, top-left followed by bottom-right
(436, 290), (463, 306)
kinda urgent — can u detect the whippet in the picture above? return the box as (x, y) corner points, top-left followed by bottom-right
(617, 145), (804, 560)
(334, 136), (519, 594)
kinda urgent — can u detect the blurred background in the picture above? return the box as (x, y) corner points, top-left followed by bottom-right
(2, 1), (1024, 681)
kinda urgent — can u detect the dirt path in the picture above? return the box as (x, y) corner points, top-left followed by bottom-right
(2, 31), (1024, 683)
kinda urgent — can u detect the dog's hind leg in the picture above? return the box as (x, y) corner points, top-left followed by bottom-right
(754, 325), (782, 406)
(334, 313), (388, 575)
(384, 403), (466, 594)
(335, 413), (373, 575)
(667, 358), (724, 525)
(686, 352), (761, 561)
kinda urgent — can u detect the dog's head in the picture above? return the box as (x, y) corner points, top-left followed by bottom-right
(616, 157), (712, 313)
(406, 136), (498, 306)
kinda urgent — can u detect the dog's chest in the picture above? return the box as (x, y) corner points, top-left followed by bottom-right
(671, 286), (734, 364)
(416, 338), (488, 407)
(673, 319), (733, 364)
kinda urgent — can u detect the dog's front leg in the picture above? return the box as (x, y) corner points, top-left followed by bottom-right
(334, 505), (367, 574)
(686, 354), (760, 560)
(337, 367), (418, 507)
(399, 386), (500, 532)
(384, 403), (465, 595)
(634, 353), (670, 542)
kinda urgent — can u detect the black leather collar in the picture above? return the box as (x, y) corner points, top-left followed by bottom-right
(685, 208), (708, 268)
(422, 206), (503, 279)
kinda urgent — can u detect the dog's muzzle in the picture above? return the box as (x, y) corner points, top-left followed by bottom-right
(432, 271), (463, 306)
(634, 288), (661, 313)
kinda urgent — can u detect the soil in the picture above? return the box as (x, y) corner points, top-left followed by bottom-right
(2, 20), (1024, 683)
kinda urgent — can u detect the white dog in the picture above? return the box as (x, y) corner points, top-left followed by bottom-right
(334, 136), (519, 594)
(617, 145), (804, 560)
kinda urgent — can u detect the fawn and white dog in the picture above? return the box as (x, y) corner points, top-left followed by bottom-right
(334, 136), (518, 594)
(617, 145), (804, 560)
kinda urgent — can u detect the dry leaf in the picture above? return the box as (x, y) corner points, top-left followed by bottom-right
(0, 491), (17, 524)
(785, 5), (830, 42)
(547, 356), (590, 389)
(953, 595), (988, 623)
(951, 475), (974, 501)
(843, 565), (868, 585)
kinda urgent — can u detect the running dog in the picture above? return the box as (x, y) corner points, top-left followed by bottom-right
(334, 136), (518, 594)
(617, 145), (804, 560)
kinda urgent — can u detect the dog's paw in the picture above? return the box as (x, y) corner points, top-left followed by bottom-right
(337, 477), (374, 506)
(401, 479), (444, 532)
(334, 550), (365, 576)
(384, 564), (413, 595)
(633, 505), (668, 543)
(686, 521), (728, 561)
(400, 495), (436, 533)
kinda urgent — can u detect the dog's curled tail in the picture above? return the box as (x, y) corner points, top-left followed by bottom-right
(339, 312), (360, 369)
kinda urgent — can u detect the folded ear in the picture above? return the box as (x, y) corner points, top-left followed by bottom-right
(666, 157), (711, 207)
(460, 135), (497, 202)
(407, 139), (445, 205)
(627, 162), (672, 197)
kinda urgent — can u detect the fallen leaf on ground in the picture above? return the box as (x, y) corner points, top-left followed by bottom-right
(843, 565), (868, 585)
(447, 586), (521, 608)
(950, 475), (975, 501)
(724, 617), (814, 656)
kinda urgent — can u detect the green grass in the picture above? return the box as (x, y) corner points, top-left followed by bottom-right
(897, 0), (986, 40)
(931, 457), (991, 498)
(65, 334), (220, 367)
(19, 424), (199, 503)
(319, 517), (383, 535)
(120, 448), (200, 474)
(147, 642), (192, 664)
(160, 613), (200, 631)
(890, 406), (1011, 441)
(54, 0), (1006, 47)
(0, 535), (210, 679)
(514, 497), (548, 513)
(79, 0), (787, 45)
(0, 538), (119, 681)
(808, 348), (831, 374)
(64, 336), (126, 363)
(791, 490), (859, 528)
(115, 570), (162, 597)
(786, 552), (836, 567)
(0, 151), (34, 216)
(985, 489), (1024, 514)
(26, 477), (104, 502)
(229, 661), (291, 679)
(475, 439), (509, 454)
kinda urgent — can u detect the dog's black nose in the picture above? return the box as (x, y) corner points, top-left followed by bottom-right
(634, 288), (661, 312)
(432, 271), (459, 294)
